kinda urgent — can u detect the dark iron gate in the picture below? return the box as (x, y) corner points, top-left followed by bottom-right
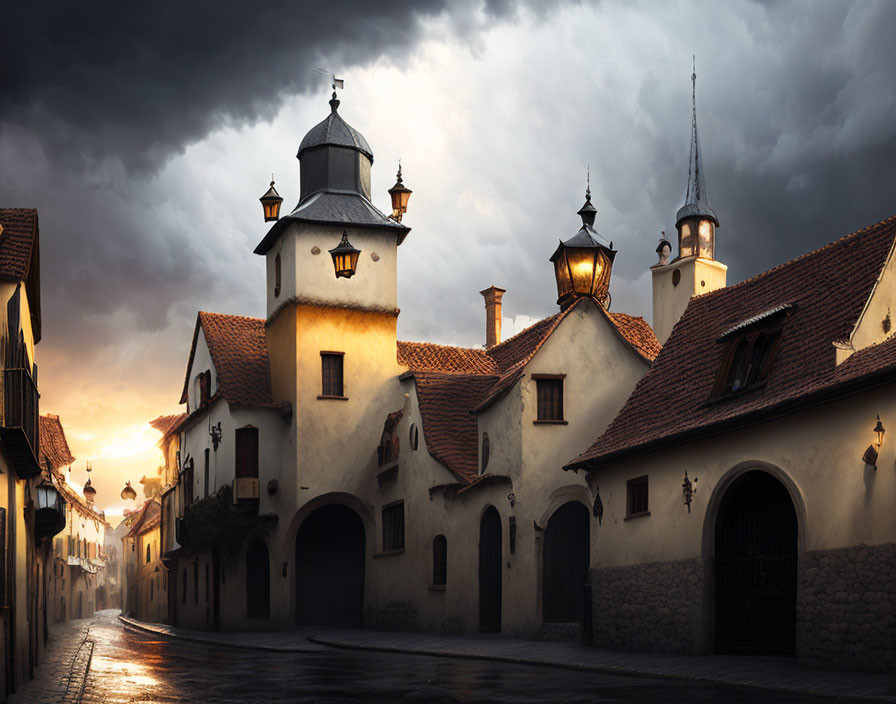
(715, 471), (797, 655)
(478, 507), (502, 632)
(296, 505), (365, 626)
(245, 540), (270, 619)
(543, 502), (590, 622)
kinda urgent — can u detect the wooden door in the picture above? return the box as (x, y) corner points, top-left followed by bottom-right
(478, 507), (502, 632)
(715, 471), (797, 655)
(543, 502), (590, 622)
(296, 505), (365, 626)
(245, 540), (270, 619)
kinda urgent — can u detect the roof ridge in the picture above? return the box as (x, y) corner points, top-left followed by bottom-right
(398, 340), (487, 354)
(692, 213), (896, 303)
(198, 310), (265, 323)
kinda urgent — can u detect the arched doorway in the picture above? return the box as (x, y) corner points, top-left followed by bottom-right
(295, 504), (365, 626)
(246, 540), (270, 619)
(543, 502), (590, 622)
(478, 506), (502, 632)
(715, 470), (797, 655)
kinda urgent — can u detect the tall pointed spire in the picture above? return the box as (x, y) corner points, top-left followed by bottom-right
(686, 56), (704, 205)
(676, 57), (718, 228)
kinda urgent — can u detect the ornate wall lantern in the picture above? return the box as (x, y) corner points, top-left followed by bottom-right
(36, 478), (60, 511)
(862, 415), (886, 467)
(209, 420), (223, 451)
(259, 178), (283, 222)
(121, 481), (137, 501)
(682, 471), (698, 513)
(329, 231), (361, 279)
(388, 163), (412, 222)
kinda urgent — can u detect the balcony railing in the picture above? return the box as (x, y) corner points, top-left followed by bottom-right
(0, 368), (40, 477)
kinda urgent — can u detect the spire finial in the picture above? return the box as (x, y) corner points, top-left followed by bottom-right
(586, 164), (591, 201)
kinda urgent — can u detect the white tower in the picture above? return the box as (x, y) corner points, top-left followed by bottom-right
(652, 61), (727, 345)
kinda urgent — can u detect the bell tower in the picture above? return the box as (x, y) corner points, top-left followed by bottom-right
(652, 60), (727, 345)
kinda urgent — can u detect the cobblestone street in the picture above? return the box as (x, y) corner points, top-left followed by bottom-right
(7, 611), (894, 703)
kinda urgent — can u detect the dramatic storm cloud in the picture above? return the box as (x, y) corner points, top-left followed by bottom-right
(3, 0), (896, 516)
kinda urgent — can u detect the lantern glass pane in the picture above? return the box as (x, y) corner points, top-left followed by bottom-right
(680, 222), (694, 257)
(565, 247), (599, 296)
(698, 220), (713, 258)
(553, 256), (572, 300)
(399, 189), (411, 211)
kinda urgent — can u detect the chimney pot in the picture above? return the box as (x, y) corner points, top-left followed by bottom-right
(480, 286), (506, 348)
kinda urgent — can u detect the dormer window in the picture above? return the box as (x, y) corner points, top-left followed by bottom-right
(712, 305), (791, 399)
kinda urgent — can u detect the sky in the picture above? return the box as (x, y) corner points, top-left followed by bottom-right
(3, 0), (896, 517)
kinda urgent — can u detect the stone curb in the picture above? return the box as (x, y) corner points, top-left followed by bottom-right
(117, 616), (320, 654)
(306, 634), (896, 702)
(118, 616), (896, 703)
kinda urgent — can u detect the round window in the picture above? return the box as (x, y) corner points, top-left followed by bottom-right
(409, 423), (419, 451)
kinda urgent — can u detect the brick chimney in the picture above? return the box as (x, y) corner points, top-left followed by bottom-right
(480, 286), (506, 348)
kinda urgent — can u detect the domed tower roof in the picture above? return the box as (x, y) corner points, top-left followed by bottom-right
(297, 95), (373, 162)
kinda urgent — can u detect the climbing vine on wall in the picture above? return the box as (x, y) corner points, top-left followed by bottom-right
(183, 485), (253, 568)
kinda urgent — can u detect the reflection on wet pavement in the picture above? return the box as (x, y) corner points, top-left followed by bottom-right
(21, 612), (883, 703)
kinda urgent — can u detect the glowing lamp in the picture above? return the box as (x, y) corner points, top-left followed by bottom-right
(550, 237), (613, 309)
(259, 179), (283, 222)
(329, 231), (361, 279)
(121, 481), (137, 501)
(874, 415), (886, 447)
(388, 164), (412, 222)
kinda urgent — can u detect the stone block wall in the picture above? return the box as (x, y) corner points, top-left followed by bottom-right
(798, 542), (896, 672)
(590, 558), (704, 654)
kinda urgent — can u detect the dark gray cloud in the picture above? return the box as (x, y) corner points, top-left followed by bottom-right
(3, 0), (896, 506)
(1, 0), (521, 172)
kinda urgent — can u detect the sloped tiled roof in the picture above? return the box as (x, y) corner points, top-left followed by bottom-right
(607, 311), (662, 361)
(0, 208), (38, 282)
(569, 214), (896, 471)
(397, 341), (497, 375)
(125, 499), (160, 538)
(39, 414), (75, 471)
(401, 298), (659, 482)
(150, 413), (187, 439)
(179, 312), (275, 410)
(412, 372), (498, 484)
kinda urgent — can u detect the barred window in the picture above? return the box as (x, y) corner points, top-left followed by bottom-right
(626, 476), (649, 517)
(382, 502), (405, 552)
(321, 352), (344, 397)
(535, 375), (564, 422)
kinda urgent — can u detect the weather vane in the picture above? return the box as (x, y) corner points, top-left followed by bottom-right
(314, 68), (344, 100)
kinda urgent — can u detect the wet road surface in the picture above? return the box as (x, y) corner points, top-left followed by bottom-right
(13, 611), (882, 703)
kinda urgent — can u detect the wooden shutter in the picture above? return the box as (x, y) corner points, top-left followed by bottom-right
(235, 428), (259, 479)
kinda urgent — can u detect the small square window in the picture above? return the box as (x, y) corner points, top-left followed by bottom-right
(626, 476), (649, 518)
(382, 502), (405, 552)
(535, 376), (564, 422)
(321, 352), (344, 397)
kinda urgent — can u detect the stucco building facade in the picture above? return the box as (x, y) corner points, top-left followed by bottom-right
(157, 90), (659, 639)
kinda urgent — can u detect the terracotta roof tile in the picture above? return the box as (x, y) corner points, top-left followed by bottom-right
(39, 414), (75, 471)
(607, 311), (662, 361)
(125, 499), (160, 538)
(569, 214), (896, 470)
(412, 372), (498, 483)
(397, 341), (496, 374)
(0, 209), (37, 282)
(179, 312), (274, 409)
(150, 413), (187, 439)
